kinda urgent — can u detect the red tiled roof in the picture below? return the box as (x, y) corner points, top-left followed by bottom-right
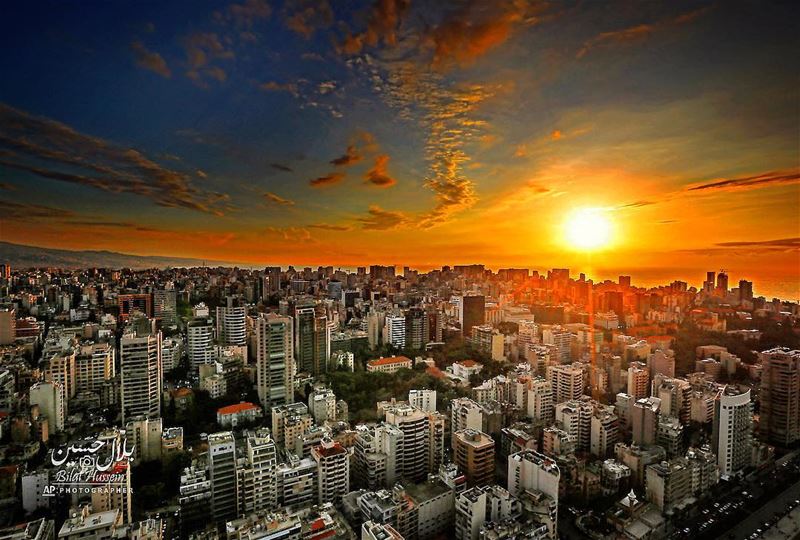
(368, 356), (412, 366)
(456, 359), (479, 367)
(218, 402), (260, 415)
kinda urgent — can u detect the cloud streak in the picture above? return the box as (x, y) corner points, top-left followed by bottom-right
(0, 104), (232, 215)
(687, 170), (800, 193)
(263, 192), (295, 206)
(309, 171), (345, 187)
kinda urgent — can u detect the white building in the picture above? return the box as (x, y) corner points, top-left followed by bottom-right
(29, 381), (64, 433)
(409, 389), (437, 413)
(713, 385), (753, 476)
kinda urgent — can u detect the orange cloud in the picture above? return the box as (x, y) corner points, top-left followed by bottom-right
(357, 205), (409, 230)
(364, 154), (396, 187)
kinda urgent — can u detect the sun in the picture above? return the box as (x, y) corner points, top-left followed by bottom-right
(564, 208), (613, 250)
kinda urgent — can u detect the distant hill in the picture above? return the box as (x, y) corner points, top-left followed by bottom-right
(0, 241), (236, 270)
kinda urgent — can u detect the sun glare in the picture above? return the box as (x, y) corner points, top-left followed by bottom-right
(564, 208), (613, 250)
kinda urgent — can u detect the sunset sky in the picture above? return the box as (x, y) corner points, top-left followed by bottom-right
(0, 1), (798, 297)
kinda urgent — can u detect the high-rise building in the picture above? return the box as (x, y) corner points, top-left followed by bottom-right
(312, 440), (349, 506)
(29, 381), (65, 433)
(713, 385), (753, 476)
(384, 314), (406, 350)
(187, 317), (214, 370)
(453, 430), (495, 487)
(208, 432), (238, 526)
(526, 377), (554, 425)
(239, 428), (278, 514)
(409, 389), (437, 413)
(627, 361), (649, 399)
(459, 295), (485, 337)
(738, 280), (754, 303)
(404, 307), (429, 350)
(216, 299), (247, 346)
(555, 398), (593, 452)
(120, 316), (161, 423)
(455, 485), (520, 540)
(255, 314), (294, 410)
(451, 398), (484, 442)
(759, 348), (800, 446)
(716, 271), (729, 294)
(75, 341), (115, 393)
(125, 416), (163, 462)
(262, 267), (282, 297)
(591, 407), (620, 458)
(294, 304), (330, 375)
(507, 450), (560, 538)
(0, 306), (15, 345)
(546, 363), (584, 404)
(384, 404), (432, 483)
(117, 293), (153, 322)
(153, 289), (177, 325)
(354, 423), (404, 489)
(631, 397), (661, 446)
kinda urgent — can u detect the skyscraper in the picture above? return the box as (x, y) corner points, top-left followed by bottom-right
(208, 432), (238, 527)
(454, 429), (495, 487)
(546, 364), (584, 405)
(239, 428), (278, 514)
(120, 315), (161, 423)
(216, 298), (247, 346)
(153, 288), (177, 325)
(404, 307), (429, 350)
(294, 304), (330, 375)
(384, 314), (406, 350)
(712, 385), (753, 476)
(255, 313), (294, 410)
(759, 348), (800, 446)
(459, 295), (485, 337)
(187, 317), (214, 370)
(312, 439), (349, 506)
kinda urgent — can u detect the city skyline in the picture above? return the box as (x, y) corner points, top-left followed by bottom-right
(0, 0), (798, 298)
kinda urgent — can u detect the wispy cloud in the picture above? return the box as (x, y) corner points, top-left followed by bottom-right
(309, 171), (345, 187)
(263, 192), (295, 206)
(715, 238), (799, 249)
(271, 162), (293, 172)
(0, 200), (75, 220)
(130, 41), (171, 78)
(0, 104), (233, 215)
(308, 223), (352, 231)
(686, 170), (800, 193)
(577, 6), (712, 59)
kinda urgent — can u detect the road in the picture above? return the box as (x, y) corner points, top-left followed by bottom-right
(725, 478), (800, 540)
